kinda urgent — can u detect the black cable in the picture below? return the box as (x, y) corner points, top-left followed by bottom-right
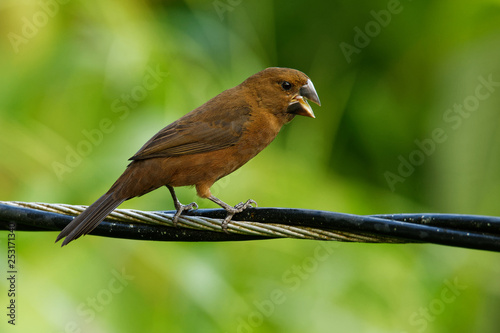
(1, 203), (500, 252)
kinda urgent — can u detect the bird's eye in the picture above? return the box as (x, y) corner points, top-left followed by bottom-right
(281, 81), (292, 91)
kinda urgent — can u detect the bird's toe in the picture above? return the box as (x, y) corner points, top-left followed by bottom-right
(172, 201), (199, 227)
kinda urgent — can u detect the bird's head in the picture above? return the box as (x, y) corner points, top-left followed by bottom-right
(242, 67), (321, 120)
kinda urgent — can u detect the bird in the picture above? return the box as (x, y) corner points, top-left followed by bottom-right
(55, 67), (321, 246)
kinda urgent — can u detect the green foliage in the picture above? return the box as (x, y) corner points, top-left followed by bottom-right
(1, 0), (500, 332)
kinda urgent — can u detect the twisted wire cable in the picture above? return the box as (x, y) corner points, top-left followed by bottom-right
(1, 201), (500, 252)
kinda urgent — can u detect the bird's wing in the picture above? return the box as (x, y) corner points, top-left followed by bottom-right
(130, 103), (252, 160)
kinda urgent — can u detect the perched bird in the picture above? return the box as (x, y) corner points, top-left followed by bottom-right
(56, 67), (320, 246)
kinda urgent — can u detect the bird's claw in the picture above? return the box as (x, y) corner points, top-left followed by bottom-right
(234, 199), (257, 210)
(187, 202), (199, 210)
(172, 202), (198, 227)
(221, 199), (257, 233)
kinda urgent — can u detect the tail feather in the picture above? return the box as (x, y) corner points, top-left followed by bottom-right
(56, 193), (125, 246)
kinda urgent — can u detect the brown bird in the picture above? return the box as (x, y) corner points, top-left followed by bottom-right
(56, 67), (320, 246)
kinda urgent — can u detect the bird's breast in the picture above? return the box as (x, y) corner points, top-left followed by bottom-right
(242, 111), (284, 148)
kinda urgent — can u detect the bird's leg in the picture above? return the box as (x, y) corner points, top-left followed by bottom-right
(208, 195), (257, 232)
(166, 185), (198, 227)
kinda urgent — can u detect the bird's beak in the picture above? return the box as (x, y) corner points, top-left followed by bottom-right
(287, 79), (321, 118)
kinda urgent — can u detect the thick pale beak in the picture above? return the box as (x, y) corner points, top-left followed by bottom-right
(286, 79), (321, 118)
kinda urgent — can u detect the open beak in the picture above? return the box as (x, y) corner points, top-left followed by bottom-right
(286, 79), (321, 118)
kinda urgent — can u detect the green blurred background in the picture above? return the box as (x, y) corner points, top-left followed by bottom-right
(1, 0), (500, 332)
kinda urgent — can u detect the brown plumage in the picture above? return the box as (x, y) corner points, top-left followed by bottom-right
(56, 67), (320, 246)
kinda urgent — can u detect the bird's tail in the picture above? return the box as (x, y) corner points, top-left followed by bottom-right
(55, 192), (125, 246)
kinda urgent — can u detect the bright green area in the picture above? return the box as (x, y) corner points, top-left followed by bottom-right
(1, 0), (500, 332)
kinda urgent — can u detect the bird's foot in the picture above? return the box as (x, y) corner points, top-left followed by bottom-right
(221, 199), (257, 233)
(172, 201), (198, 227)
